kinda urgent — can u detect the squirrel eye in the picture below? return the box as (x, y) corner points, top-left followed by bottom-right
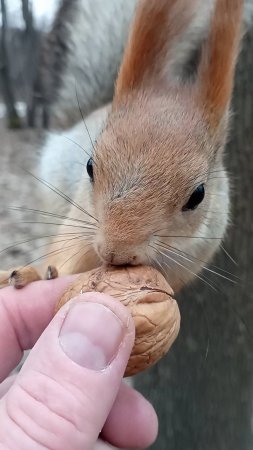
(182, 184), (205, 211)
(86, 158), (94, 181)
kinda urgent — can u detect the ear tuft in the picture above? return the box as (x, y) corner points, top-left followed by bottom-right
(197, 0), (244, 128)
(114, 0), (198, 102)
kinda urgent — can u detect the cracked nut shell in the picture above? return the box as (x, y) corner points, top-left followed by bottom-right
(56, 265), (180, 376)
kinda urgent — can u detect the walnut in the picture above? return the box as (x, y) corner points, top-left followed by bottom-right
(56, 265), (180, 376)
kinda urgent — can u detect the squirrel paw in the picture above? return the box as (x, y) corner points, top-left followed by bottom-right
(0, 265), (59, 289)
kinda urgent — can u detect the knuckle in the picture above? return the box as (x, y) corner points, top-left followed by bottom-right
(3, 369), (90, 449)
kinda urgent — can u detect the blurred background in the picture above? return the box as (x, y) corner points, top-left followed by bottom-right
(0, 0), (58, 127)
(0, 1), (253, 449)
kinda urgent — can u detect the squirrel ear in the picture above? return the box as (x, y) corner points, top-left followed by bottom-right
(196, 0), (244, 128)
(113, 0), (198, 103)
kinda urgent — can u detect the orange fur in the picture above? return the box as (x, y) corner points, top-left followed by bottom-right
(47, 0), (244, 293)
(198, 0), (244, 127)
(114, 0), (198, 100)
(92, 85), (216, 277)
(89, 0), (244, 288)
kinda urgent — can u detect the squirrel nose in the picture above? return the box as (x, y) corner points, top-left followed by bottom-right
(96, 245), (137, 266)
(109, 252), (137, 265)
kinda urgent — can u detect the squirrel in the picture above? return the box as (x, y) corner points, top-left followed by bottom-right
(0, 0), (245, 294)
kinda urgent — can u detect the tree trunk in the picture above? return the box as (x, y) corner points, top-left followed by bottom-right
(21, 0), (33, 35)
(0, 0), (21, 128)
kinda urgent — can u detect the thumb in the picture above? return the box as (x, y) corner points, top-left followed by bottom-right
(0, 292), (135, 450)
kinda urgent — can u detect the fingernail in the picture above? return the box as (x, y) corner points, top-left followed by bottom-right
(59, 301), (125, 370)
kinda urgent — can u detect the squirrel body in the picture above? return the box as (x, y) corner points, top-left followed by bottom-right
(36, 0), (243, 293)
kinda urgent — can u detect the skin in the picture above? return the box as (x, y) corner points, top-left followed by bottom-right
(0, 277), (158, 449)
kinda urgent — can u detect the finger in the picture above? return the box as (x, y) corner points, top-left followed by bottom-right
(0, 293), (136, 450)
(0, 275), (76, 381)
(102, 381), (158, 449)
(0, 374), (16, 398)
(0, 376), (158, 448)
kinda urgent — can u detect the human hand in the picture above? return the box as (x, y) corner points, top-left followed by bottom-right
(0, 277), (158, 449)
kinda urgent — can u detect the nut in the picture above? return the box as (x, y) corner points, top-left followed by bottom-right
(56, 265), (180, 376)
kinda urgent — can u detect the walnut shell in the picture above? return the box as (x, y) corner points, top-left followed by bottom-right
(56, 265), (180, 376)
